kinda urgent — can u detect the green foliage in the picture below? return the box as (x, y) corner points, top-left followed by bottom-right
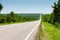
(0, 13), (40, 23)
(0, 3), (40, 24)
(0, 3), (3, 12)
(6, 14), (12, 23)
(55, 23), (60, 29)
(42, 0), (60, 28)
(10, 11), (14, 17)
(42, 14), (52, 23)
(0, 18), (6, 23)
(52, 0), (60, 24)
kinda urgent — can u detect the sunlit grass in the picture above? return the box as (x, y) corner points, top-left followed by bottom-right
(43, 22), (60, 40)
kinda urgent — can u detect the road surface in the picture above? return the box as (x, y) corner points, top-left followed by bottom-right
(0, 20), (40, 40)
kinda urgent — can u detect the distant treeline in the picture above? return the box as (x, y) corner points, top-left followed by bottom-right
(0, 11), (40, 23)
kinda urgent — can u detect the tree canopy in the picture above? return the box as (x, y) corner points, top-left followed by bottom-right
(52, 0), (60, 24)
(0, 3), (3, 12)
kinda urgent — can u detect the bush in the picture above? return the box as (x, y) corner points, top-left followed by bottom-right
(55, 23), (60, 29)
(0, 18), (6, 23)
(6, 14), (12, 23)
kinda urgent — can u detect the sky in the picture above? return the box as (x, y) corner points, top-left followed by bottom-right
(0, 0), (57, 14)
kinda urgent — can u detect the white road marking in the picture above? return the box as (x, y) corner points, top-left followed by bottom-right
(25, 21), (40, 40)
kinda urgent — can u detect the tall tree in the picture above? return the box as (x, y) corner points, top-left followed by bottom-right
(58, 0), (60, 23)
(10, 11), (14, 17)
(52, 0), (60, 24)
(52, 2), (58, 24)
(10, 11), (16, 22)
(0, 3), (3, 13)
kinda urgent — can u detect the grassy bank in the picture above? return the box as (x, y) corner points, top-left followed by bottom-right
(37, 22), (45, 40)
(37, 22), (60, 40)
(42, 22), (60, 40)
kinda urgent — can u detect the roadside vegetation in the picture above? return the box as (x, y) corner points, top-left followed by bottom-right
(37, 22), (45, 40)
(0, 3), (40, 25)
(38, 0), (60, 40)
(0, 12), (40, 24)
(43, 22), (60, 40)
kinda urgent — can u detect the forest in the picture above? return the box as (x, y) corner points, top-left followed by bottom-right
(0, 11), (40, 24)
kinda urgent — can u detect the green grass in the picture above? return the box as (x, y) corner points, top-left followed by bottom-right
(43, 22), (60, 40)
(37, 22), (45, 40)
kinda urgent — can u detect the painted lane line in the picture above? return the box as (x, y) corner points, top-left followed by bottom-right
(24, 21), (40, 40)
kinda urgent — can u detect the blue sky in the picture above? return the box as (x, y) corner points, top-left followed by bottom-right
(0, 0), (57, 13)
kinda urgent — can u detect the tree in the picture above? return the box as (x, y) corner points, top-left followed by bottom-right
(6, 14), (12, 23)
(0, 3), (3, 13)
(58, 0), (60, 23)
(10, 11), (14, 17)
(0, 18), (6, 23)
(10, 11), (16, 22)
(52, 0), (60, 24)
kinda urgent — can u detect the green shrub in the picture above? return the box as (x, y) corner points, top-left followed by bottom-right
(0, 18), (6, 23)
(55, 23), (60, 29)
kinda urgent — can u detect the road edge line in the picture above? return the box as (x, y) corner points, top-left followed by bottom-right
(24, 21), (40, 40)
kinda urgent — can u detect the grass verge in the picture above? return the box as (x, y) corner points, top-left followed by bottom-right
(42, 22), (60, 40)
(37, 22), (45, 40)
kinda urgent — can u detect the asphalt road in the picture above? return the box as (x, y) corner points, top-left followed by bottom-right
(0, 20), (40, 40)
